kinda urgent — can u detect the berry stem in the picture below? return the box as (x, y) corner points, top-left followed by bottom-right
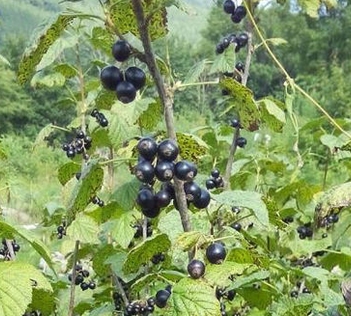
(68, 240), (80, 316)
(112, 273), (129, 307)
(131, 0), (192, 236)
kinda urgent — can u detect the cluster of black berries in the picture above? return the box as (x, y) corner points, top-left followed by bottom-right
(187, 242), (227, 281)
(134, 137), (211, 218)
(155, 285), (172, 308)
(91, 108), (108, 127)
(113, 292), (123, 311)
(57, 219), (67, 239)
(216, 287), (236, 316)
(151, 252), (165, 265)
(319, 213), (339, 228)
(133, 220), (153, 238)
(297, 223), (313, 239)
(290, 282), (311, 298)
(68, 264), (96, 291)
(216, 32), (249, 54)
(100, 39), (146, 104)
(0, 239), (20, 259)
(91, 195), (105, 207)
(206, 169), (224, 190)
(223, 0), (247, 23)
(62, 129), (92, 160)
(22, 311), (41, 316)
(223, 62), (245, 84)
(125, 298), (156, 315)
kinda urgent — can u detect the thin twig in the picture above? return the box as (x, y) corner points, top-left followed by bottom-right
(68, 240), (80, 316)
(131, 0), (191, 235)
(113, 273), (129, 307)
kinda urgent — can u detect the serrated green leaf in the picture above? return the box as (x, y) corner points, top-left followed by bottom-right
(54, 63), (78, 78)
(220, 78), (260, 131)
(106, 251), (139, 283)
(0, 221), (55, 273)
(269, 295), (314, 315)
(299, 0), (320, 17)
(0, 54), (10, 66)
(176, 132), (208, 163)
(90, 26), (115, 56)
(93, 244), (115, 277)
(112, 178), (139, 211)
(31, 71), (66, 87)
(175, 231), (207, 251)
(226, 248), (254, 264)
(58, 162), (81, 186)
(230, 270), (270, 290)
(67, 160), (104, 221)
(30, 288), (55, 316)
(214, 191), (269, 226)
(184, 60), (207, 84)
(238, 282), (276, 309)
(320, 134), (345, 150)
(33, 124), (54, 148)
(209, 47), (235, 74)
(138, 99), (163, 131)
(88, 304), (116, 316)
(130, 273), (159, 294)
(158, 209), (184, 241)
(0, 262), (52, 316)
(66, 214), (100, 244)
(123, 233), (171, 274)
(95, 89), (116, 110)
(164, 278), (220, 316)
(257, 98), (286, 133)
(205, 261), (251, 287)
(109, 0), (168, 41)
(110, 210), (138, 249)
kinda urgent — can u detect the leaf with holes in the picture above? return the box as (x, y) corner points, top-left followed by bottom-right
(176, 132), (208, 163)
(123, 233), (171, 274)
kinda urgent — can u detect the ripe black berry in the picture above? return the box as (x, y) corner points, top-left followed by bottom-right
(80, 282), (89, 291)
(155, 189), (172, 208)
(232, 222), (242, 232)
(216, 287), (225, 300)
(157, 139), (179, 161)
(227, 289), (236, 301)
(112, 40), (131, 62)
(88, 281), (96, 289)
(290, 290), (298, 298)
(230, 118), (241, 128)
(75, 274), (84, 285)
(174, 160), (197, 181)
(206, 243), (227, 264)
(223, 0), (235, 14)
(57, 225), (65, 234)
(137, 137), (158, 161)
(184, 181), (201, 202)
(235, 62), (245, 72)
(136, 188), (155, 209)
(116, 81), (137, 104)
(236, 137), (247, 148)
(213, 176), (224, 188)
(193, 189), (211, 209)
(236, 33), (249, 48)
(231, 5), (247, 23)
(211, 169), (220, 178)
(66, 149), (75, 158)
(187, 259), (205, 279)
(155, 160), (175, 182)
(206, 179), (216, 190)
(216, 43), (225, 54)
(142, 207), (161, 218)
(100, 65), (123, 91)
(155, 289), (170, 308)
(125, 66), (146, 90)
(134, 160), (155, 184)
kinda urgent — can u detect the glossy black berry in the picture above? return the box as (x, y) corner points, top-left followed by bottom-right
(231, 5), (247, 23)
(137, 137), (158, 161)
(155, 289), (170, 308)
(216, 287), (225, 300)
(155, 160), (175, 182)
(134, 160), (155, 184)
(174, 160), (197, 181)
(216, 43), (225, 54)
(89, 281), (96, 290)
(100, 65), (123, 91)
(290, 290), (298, 298)
(165, 284), (172, 293)
(193, 189), (211, 209)
(12, 243), (20, 252)
(125, 66), (146, 90)
(206, 242), (227, 264)
(75, 274), (84, 285)
(184, 181), (202, 202)
(116, 81), (137, 104)
(223, 0), (235, 14)
(112, 40), (131, 62)
(236, 33), (249, 48)
(155, 189), (172, 208)
(91, 108), (99, 117)
(157, 139), (179, 161)
(80, 282), (89, 291)
(142, 207), (161, 218)
(187, 259), (205, 279)
(99, 116), (108, 127)
(66, 149), (75, 158)
(236, 137), (247, 148)
(232, 222), (242, 232)
(206, 179), (216, 190)
(136, 188), (155, 209)
(81, 270), (90, 278)
(62, 143), (70, 151)
(147, 297), (156, 306)
(57, 225), (65, 234)
(227, 289), (236, 301)
(211, 169), (220, 178)
(235, 62), (245, 72)
(214, 176), (224, 188)
(162, 182), (175, 199)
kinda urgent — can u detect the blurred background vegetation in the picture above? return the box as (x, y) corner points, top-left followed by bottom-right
(0, 0), (350, 221)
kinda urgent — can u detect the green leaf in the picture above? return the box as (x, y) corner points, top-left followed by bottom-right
(106, 251), (139, 282)
(269, 295), (314, 315)
(175, 231), (207, 251)
(176, 132), (208, 163)
(95, 89), (116, 110)
(205, 261), (251, 288)
(320, 134), (345, 150)
(109, 0), (168, 41)
(230, 270), (270, 290)
(58, 162), (81, 186)
(226, 248), (254, 264)
(123, 233), (171, 274)
(209, 46), (235, 74)
(110, 209), (138, 249)
(0, 54), (10, 66)
(214, 191), (269, 226)
(18, 14), (77, 84)
(164, 278), (220, 316)
(302, 266), (330, 281)
(88, 304), (116, 316)
(220, 78), (260, 131)
(33, 124), (54, 148)
(183, 60), (207, 84)
(66, 214), (100, 244)
(90, 26), (115, 56)
(112, 178), (139, 211)
(54, 63), (78, 78)
(93, 244), (115, 277)
(299, 0), (320, 18)
(257, 98), (286, 132)
(67, 160), (104, 221)
(238, 282), (276, 309)
(138, 98), (163, 131)
(30, 288), (55, 316)
(0, 262), (52, 316)
(0, 220), (54, 273)
(31, 72), (66, 87)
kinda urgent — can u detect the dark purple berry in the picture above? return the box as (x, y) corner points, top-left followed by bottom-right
(134, 160), (155, 184)
(112, 40), (131, 62)
(236, 137), (247, 148)
(155, 160), (175, 182)
(235, 62), (245, 72)
(227, 289), (236, 301)
(174, 160), (197, 181)
(206, 243), (226, 264)
(187, 259), (205, 279)
(88, 281), (96, 289)
(206, 179), (216, 190)
(81, 270), (90, 278)
(223, 0), (235, 14)
(116, 81), (137, 104)
(136, 188), (155, 209)
(100, 65), (123, 91)
(155, 189), (172, 208)
(211, 169), (220, 178)
(216, 43), (225, 54)
(236, 33), (249, 48)
(125, 66), (146, 90)
(232, 222), (242, 232)
(75, 274), (84, 285)
(155, 289), (170, 308)
(184, 181), (201, 202)
(137, 137), (158, 161)
(142, 207), (161, 218)
(80, 282), (89, 291)
(193, 189), (211, 209)
(157, 139), (179, 161)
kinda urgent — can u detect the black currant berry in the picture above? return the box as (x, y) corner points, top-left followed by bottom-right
(232, 222), (242, 232)
(100, 65), (123, 91)
(88, 281), (96, 290)
(157, 139), (179, 161)
(193, 189), (211, 209)
(80, 282), (89, 291)
(134, 161), (155, 184)
(216, 43), (225, 54)
(236, 137), (247, 148)
(155, 289), (170, 308)
(75, 274), (84, 285)
(235, 62), (245, 72)
(155, 189), (172, 208)
(165, 284), (172, 293)
(62, 143), (70, 151)
(137, 137), (158, 161)
(216, 287), (225, 300)
(112, 40), (131, 62)
(227, 289), (236, 301)
(236, 33), (249, 48)
(206, 242), (227, 264)
(184, 181), (202, 202)
(211, 169), (220, 178)
(142, 207), (161, 218)
(290, 290), (298, 298)
(206, 179), (216, 190)
(231, 6), (247, 23)
(187, 259), (206, 279)
(12, 243), (20, 252)
(99, 116), (109, 127)
(91, 108), (99, 117)
(214, 176), (224, 188)
(174, 160), (197, 181)
(81, 270), (90, 278)
(57, 225), (65, 234)
(136, 188), (155, 210)
(162, 182), (175, 199)
(223, 0), (235, 14)
(125, 66), (146, 90)
(155, 160), (175, 182)
(116, 81), (137, 104)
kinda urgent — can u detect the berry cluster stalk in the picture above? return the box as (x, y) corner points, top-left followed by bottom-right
(131, 0), (191, 233)
(68, 240), (80, 316)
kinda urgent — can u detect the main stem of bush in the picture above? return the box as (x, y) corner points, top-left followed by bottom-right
(131, 1), (191, 234)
